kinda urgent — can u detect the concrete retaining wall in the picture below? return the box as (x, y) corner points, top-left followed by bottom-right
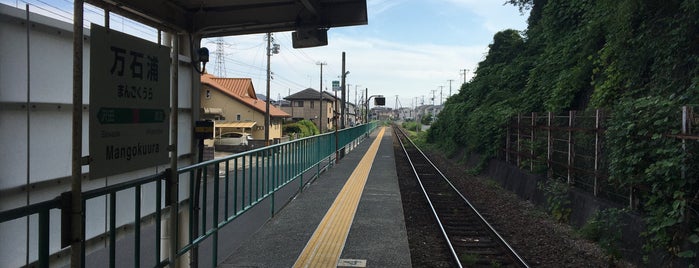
(479, 157), (647, 265)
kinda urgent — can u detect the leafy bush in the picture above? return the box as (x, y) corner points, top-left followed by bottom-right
(538, 179), (571, 223)
(283, 119), (319, 138)
(402, 121), (420, 132)
(283, 124), (301, 134)
(420, 113), (433, 125)
(579, 208), (626, 260)
(297, 120), (319, 136)
(607, 97), (698, 261)
(429, 0), (699, 263)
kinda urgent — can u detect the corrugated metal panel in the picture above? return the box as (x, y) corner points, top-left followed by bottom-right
(216, 121), (256, 128)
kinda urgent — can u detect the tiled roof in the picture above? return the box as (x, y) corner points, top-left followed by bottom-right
(201, 74), (291, 118)
(284, 88), (335, 101)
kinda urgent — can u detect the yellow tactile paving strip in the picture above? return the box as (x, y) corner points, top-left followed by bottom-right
(293, 127), (386, 268)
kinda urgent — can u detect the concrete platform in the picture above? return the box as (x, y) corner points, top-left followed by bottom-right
(219, 127), (411, 268)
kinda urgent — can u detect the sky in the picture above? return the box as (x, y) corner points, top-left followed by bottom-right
(2, 0), (529, 109)
(202, 0), (529, 109)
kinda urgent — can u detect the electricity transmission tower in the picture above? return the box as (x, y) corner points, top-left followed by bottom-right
(213, 37), (227, 76)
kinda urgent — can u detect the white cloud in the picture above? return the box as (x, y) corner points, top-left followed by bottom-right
(211, 28), (490, 108)
(443, 0), (527, 34)
(199, 1), (529, 108)
(367, 0), (405, 17)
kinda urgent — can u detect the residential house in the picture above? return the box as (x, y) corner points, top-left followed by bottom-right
(370, 107), (393, 121)
(414, 104), (443, 123)
(395, 107), (414, 121)
(345, 102), (359, 126)
(281, 88), (337, 132)
(200, 74), (291, 143)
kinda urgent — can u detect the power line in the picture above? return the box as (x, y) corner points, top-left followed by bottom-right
(280, 33), (317, 64)
(220, 53), (307, 89)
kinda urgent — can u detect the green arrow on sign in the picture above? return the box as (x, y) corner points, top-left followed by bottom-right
(97, 108), (166, 124)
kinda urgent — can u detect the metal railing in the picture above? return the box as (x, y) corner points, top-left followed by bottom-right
(0, 122), (378, 268)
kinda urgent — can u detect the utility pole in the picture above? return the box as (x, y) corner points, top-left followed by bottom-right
(365, 88), (368, 123)
(317, 62), (327, 132)
(431, 90), (436, 106)
(438, 86), (444, 105)
(460, 69), (469, 84)
(447, 79), (454, 98)
(358, 89), (363, 122)
(411, 97), (415, 119)
(265, 33), (279, 146)
(341, 52), (347, 130)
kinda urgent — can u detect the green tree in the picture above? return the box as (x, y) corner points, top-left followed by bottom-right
(420, 113), (433, 125)
(429, 0), (699, 262)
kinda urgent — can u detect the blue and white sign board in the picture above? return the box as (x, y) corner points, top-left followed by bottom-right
(89, 24), (170, 178)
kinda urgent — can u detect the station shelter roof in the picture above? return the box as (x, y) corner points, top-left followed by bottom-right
(86, 0), (368, 37)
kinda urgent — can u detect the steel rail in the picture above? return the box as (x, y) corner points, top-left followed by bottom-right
(394, 125), (529, 268)
(395, 126), (462, 267)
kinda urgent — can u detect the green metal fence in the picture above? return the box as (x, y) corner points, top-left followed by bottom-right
(0, 122), (378, 268)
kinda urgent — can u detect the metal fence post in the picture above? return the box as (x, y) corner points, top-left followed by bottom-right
(212, 164), (220, 268)
(505, 118), (511, 164)
(547, 112), (553, 179)
(567, 110), (575, 185)
(134, 185), (141, 268)
(71, 1), (85, 267)
(39, 209), (49, 268)
(594, 109), (601, 197)
(681, 106), (688, 181)
(517, 113), (522, 168)
(531, 112), (536, 172)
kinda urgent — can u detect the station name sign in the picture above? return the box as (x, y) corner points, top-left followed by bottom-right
(89, 24), (170, 178)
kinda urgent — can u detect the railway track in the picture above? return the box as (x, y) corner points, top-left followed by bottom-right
(394, 126), (529, 268)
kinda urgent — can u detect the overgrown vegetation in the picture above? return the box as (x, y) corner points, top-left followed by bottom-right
(401, 121), (421, 133)
(420, 113), (433, 125)
(283, 119), (319, 139)
(579, 208), (626, 261)
(607, 97), (699, 262)
(538, 179), (571, 223)
(428, 0), (698, 262)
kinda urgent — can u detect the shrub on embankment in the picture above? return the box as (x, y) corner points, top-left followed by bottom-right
(428, 0), (698, 265)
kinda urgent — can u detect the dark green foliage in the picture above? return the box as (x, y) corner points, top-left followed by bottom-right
(420, 113), (433, 125)
(537, 179), (571, 223)
(607, 97), (699, 260)
(429, 0), (699, 261)
(401, 121), (420, 132)
(427, 29), (524, 159)
(283, 124), (301, 134)
(579, 208), (626, 260)
(297, 119), (319, 136)
(283, 119), (319, 138)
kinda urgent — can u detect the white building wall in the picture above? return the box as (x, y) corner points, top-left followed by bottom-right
(0, 5), (195, 267)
